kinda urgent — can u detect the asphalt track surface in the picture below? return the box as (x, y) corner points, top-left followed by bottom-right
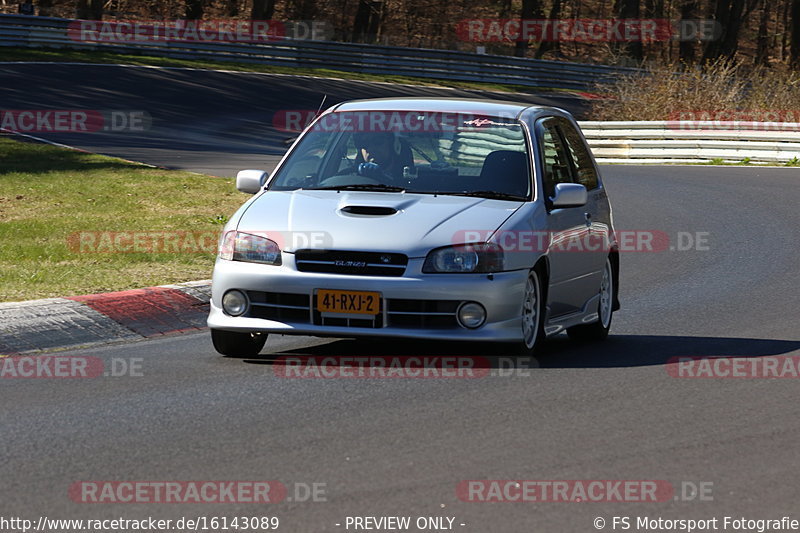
(2, 64), (800, 532)
(0, 63), (586, 177)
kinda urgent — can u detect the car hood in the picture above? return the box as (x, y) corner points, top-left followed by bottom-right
(237, 190), (523, 257)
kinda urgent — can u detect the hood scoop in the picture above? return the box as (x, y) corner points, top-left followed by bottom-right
(340, 205), (398, 216)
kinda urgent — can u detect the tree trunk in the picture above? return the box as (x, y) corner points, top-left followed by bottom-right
(184, 0), (205, 20)
(719, 0), (746, 58)
(251, 0), (276, 20)
(780, 0), (791, 62)
(755, 0), (771, 65)
(76, 0), (89, 18)
(365, 0), (384, 43)
(89, 0), (103, 20)
(703, 0), (727, 61)
(792, 0), (800, 68)
(77, 0), (102, 19)
(703, 0), (746, 61)
(679, 0), (699, 64)
(513, 0), (542, 58)
(353, 0), (372, 42)
(613, 0), (643, 62)
(288, 0), (318, 20)
(38, 0), (52, 16)
(537, 0), (562, 58)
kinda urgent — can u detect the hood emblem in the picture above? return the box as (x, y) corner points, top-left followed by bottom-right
(335, 260), (367, 268)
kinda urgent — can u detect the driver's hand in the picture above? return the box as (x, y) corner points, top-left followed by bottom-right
(358, 162), (381, 177)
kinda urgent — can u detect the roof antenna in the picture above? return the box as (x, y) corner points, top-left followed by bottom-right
(283, 95), (328, 147)
(315, 95), (328, 118)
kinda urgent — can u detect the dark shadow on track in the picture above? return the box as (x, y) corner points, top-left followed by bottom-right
(235, 335), (800, 369)
(534, 335), (800, 368)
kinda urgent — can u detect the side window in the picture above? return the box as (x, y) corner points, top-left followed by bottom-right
(539, 120), (575, 200)
(558, 119), (599, 190)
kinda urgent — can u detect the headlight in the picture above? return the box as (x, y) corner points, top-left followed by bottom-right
(422, 243), (504, 273)
(218, 231), (282, 265)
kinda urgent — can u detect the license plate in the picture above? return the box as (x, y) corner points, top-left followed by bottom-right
(317, 289), (380, 315)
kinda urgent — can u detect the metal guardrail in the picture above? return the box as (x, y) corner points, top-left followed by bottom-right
(0, 13), (638, 91)
(4, 15), (793, 165)
(579, 121), (800, 165)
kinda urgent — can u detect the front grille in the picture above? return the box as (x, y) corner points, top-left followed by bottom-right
(246, 291), (311, 322)
(385, 299), (461, 329)
(294, 250), (408, 277)
(314, 315), (384, 328)
(243, 292), (464, 330)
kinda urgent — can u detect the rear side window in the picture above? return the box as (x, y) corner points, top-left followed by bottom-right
(558, 119), (599, 190)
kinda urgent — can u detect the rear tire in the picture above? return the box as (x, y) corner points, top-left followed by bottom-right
(567, 257), (614, 342)
(211, 329), (267, 357)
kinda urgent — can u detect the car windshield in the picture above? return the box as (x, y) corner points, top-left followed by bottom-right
(268, 110), (531, 200)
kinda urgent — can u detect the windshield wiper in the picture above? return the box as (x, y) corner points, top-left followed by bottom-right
(426, 190), (528, 201)
(307, 184), (406, 193)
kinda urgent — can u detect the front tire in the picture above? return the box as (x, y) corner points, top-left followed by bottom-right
(517, 269), (546, 355)
(567, 257), (614, 342)
(211, 329), (267, 357)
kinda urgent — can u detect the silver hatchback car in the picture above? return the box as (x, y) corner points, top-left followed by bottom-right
(208, 98), (619, 356)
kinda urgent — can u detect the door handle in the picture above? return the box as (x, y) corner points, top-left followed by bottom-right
(584, 212), (592, 226)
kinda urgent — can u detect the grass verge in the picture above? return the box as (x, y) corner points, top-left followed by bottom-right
(0, 46), (561, 95)
(0, 135), (245, 302)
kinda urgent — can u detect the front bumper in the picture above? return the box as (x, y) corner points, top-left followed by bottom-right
(207, 257), (528, 343)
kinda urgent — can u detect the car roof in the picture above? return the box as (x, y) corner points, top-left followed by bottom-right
(330, 97), (560, 120)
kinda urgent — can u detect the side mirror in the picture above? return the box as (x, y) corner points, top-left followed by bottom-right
(551, 182), (587, 208)
(236, 170), (268, 194)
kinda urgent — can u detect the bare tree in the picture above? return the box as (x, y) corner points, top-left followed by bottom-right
(225, 0), (239, 17)
(76, 0), (103, 19)
(287, 0), (318, 19)
(703, 0), (747, 61)
(353, 0), (384, 43)
(38, 0), (52, 16)
(678, 0), (699, 64)
(537, 0), (563, 58)
(792, 0), (800, 68)
(613, 0), (643, 62)
(184, 0), (205, 20)
(514, 0), (543, 58)
(252, 0), (277, 19)
(755, 0), (771, 64)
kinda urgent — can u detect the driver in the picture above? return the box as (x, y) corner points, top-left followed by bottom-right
(353, 132), (406, 182)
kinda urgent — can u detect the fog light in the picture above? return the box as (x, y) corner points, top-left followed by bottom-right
(222, 290), (248, 316)
(457, 302), (486, 329)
